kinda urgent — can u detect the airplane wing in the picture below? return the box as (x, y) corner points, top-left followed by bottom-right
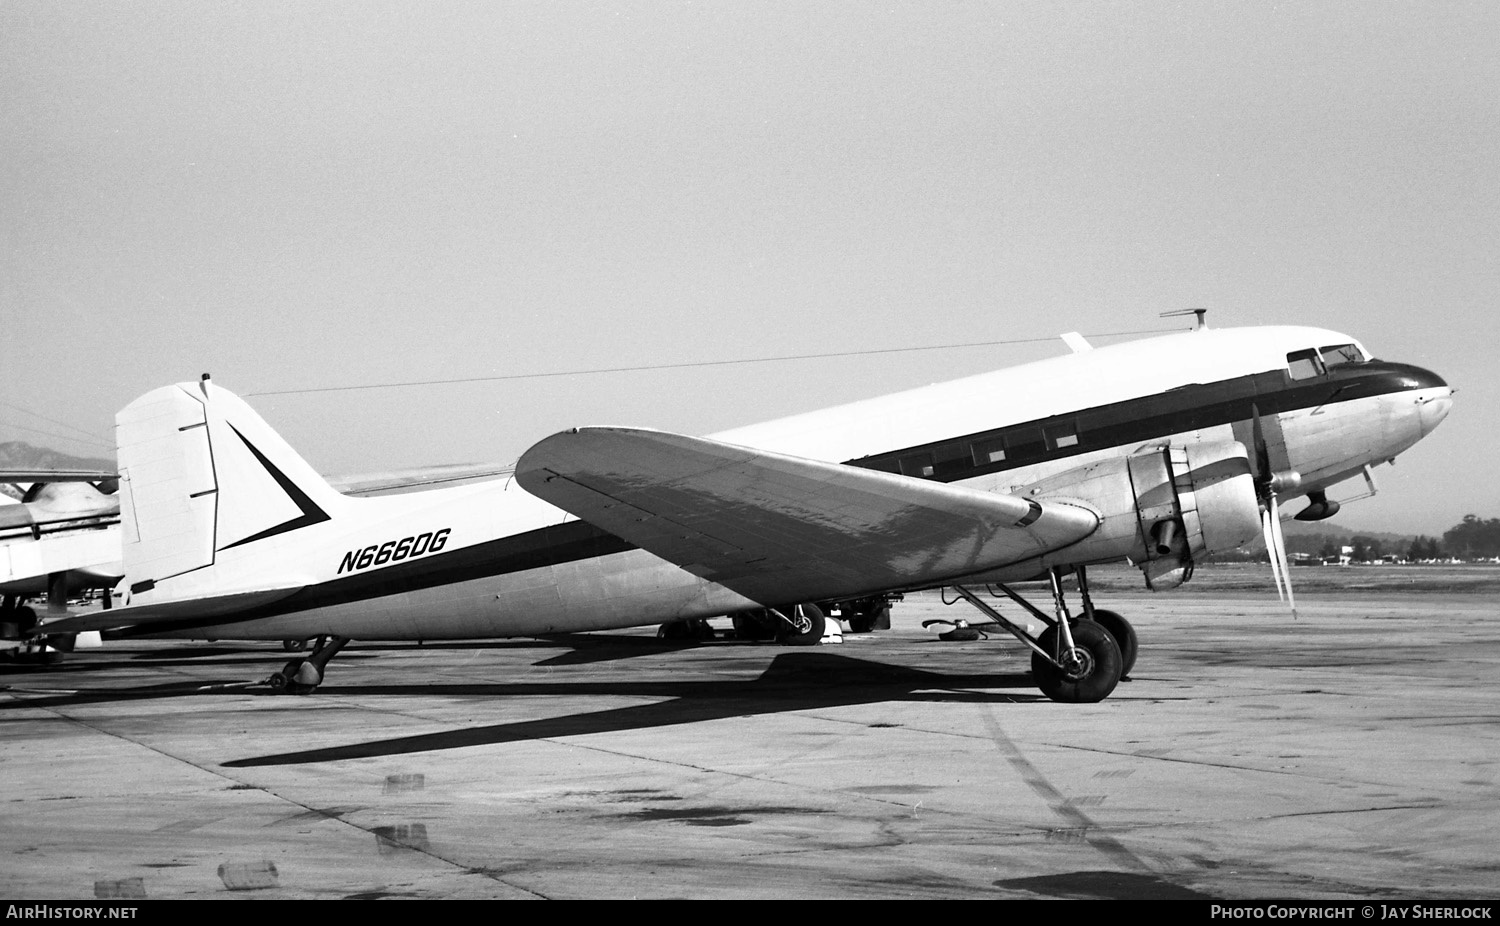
(515, 428), (1099, 606)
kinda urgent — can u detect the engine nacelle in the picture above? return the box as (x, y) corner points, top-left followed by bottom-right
(1017, 441), (1262, 589)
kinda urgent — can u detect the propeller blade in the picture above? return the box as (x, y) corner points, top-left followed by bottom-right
(1262, 506), (1285, 604)
(1250, 402), (1271, 486)
(1267, 497), (1297, 616)
(1250, 404), (1297, 614)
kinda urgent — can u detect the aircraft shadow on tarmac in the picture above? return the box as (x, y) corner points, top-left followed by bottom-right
(222, 651), (1042, 767)
(2, 640), (1045, 765)
(0, 636), (603, 693)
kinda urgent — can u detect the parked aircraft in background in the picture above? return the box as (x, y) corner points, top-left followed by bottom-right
(1, 474), (121, 642)
(1, 464), (509, 652)
(33, 324), (1451, 701)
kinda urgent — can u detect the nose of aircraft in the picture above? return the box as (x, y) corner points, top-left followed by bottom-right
(1417, 388), (1453, 437)
(1405, 364), (1453, 437)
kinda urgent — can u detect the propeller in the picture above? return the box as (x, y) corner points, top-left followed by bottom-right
(1251, 405), (1300, 615)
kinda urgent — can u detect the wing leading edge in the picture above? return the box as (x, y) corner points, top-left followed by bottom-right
(516, 428), (1099, 606)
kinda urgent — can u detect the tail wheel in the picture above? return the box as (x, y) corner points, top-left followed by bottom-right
(1090, 609), (1138, 678)
(776, 603), (826, 646)
(1032, 620), (1122, 703)
(270, 660), (319, 695)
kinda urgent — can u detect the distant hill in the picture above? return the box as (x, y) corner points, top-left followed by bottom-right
(1280, 520), (1412, 545)
(0, 441), (116, 501)
(0, 440), (115, 473)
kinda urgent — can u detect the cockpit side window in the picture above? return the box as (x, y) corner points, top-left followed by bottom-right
(1319, 343), (1366, 367)
(1286, 348), (1325, 381)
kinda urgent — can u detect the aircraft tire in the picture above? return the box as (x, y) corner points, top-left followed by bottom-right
(270, 660), (319, 695)
(732, 611), (777, 642)
(1032, 620), (1122, 703)
(847, 602), (890, 634)
(657, 619), (713, 641)
(1090, 609), (1138, 678)
(776, 603), (825, 646)
(12, 606), (38, 636)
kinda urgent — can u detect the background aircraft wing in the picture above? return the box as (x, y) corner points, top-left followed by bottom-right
(326, 463), (515, 497)
(0, 470), (117, 483)
(516, 428), (1099, 605)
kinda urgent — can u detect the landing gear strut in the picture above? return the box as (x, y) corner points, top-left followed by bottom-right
(772, 603), (825, 646)
(267, 635), (349, 695)
(948, 566), (1133, 703)
(1072, 566), (1138, 679)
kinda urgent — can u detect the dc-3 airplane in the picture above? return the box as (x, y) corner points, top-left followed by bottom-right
(32, 323), (1452, 702)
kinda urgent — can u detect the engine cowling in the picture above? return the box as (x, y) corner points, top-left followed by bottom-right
(1016, 440), (1262, 589)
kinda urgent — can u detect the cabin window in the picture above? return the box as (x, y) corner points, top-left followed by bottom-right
(1005, 427), (1045, 462)
(1286, 348), (1325, 381)
(971, 436), (1007, 465)
(932, 442), (971, 477)
(1044, 421), (1080, 451)
(1320, 343), (1365, 367)
(899, 452), (935, 478)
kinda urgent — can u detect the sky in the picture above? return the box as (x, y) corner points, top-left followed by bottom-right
(1, 1), (1495, 537)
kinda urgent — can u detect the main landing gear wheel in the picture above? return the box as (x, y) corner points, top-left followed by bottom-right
(731, 611), (778, 642)
(842, 598), (892, 634)
(657, 619), (714, 641)
(1032, 620), (1123, 704)
(775, 603), (826, 646)
(1, 605), (38, 642)
(1090, 609), (1137, 679)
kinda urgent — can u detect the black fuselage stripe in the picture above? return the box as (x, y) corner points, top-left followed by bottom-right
(847, 361), (1438, 481)
(119, 521), (636, 634)
(134, 361), (1433, 632)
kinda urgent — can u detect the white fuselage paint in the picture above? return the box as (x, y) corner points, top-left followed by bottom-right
(150, 326), (1451, 641)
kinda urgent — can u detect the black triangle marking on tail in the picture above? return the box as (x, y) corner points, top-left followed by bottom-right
(218, 424), (331, 551)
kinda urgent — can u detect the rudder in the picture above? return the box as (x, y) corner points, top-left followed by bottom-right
(116, 377), (349, 600)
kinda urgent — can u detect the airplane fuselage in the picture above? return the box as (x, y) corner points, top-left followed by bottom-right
(114, 325), (1451, 642)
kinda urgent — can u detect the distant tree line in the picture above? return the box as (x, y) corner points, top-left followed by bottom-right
(1010, 512), (1500, 565)
(1442, 515), (1500, 559)
(1405, 536), (1445, 561)
(1213, 515), (1500, 564)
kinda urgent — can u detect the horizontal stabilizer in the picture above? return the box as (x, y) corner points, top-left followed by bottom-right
(34, 587), (304, 636)
(516, 428), (1098, 605)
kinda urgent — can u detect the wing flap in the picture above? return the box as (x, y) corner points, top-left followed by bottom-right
(516, 428), (1098, 605)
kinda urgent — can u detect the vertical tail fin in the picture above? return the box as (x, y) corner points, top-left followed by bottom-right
(116, 377), (348, 598)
